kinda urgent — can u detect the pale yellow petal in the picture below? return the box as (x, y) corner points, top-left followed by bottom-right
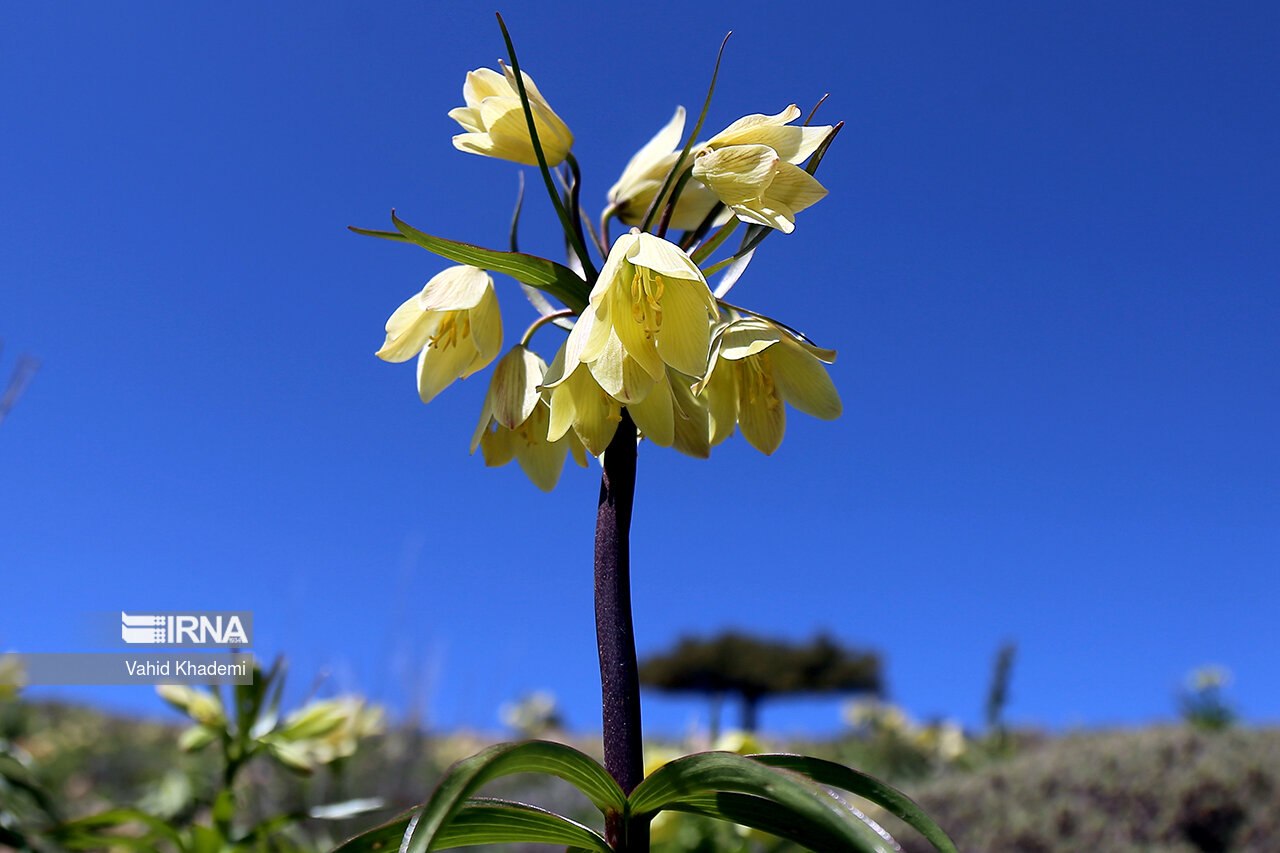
(702, 361), (739, 447)
(669, 375), (711, 459)
(736, 362), (786, 455)
(771, 341), (842, 421)
(490, 346), (545, 429)
(719, 125), (830, 164)
(718, 318), (782, 361)
(470, 408), (494, 455)
(629, 375), (674, 448)
(609, 106), (685, 205)
(764, 161), (828, 215)
(653, 280), (714, 378)
(547, 382), (576, 442)
(540, 340), (569, 389)
(467, 285), (504, 372)
(625, 232), (706, 281)
(591, 233), (639, 308)
(727, 199), (795, 233)
(512, 405), (569, 492)
(561, 364), (619, 456)
(418, 266), (492, 312)
(479, 98), (571, 166)
(577, 295), (614, 366)
(447, 106), (484, 134)
(707, 106), (801, 146)
(777, 124), (832, 164)
(567, 430), (590, 468)
(375, 294), (438, 363)
(416, 322), (478, 403)
(693, 145), (779, 207)
(588, 326), (626, 398)
(452, 131), (534, 164)
(607, 276), (665, 382)
(462, 68), (510, 106)
(479, 423), (516, 467)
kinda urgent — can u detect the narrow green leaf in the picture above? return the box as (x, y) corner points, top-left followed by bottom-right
(402, 740), (626, 853)
(804, 121), (844, 177)
(667, 792), (891, 853)
(349, 213), (589, 312)
(641, 31), (732, 232)
(53, 808), (184, 848)
(630, 752), (888, 853)
(431, 799), (611, 853)
(330, 808), (416, 853)
(495, 14), (598, 281)
(752, 754), (959, 853)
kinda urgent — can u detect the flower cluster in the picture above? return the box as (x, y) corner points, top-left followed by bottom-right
(370, 59), (843, 491)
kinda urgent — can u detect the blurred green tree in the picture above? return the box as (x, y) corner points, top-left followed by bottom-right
(639, 632), (882, 734)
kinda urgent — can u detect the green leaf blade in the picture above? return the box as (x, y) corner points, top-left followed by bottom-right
(330, 808), (415, 853)
(401, 740), (625, 853)
(432, 799), (611, 853)
(668, 791), (893, 853)
(630, 751), (892, 853)
(348, 212), (589, 313)
(751, 753), (960, 853)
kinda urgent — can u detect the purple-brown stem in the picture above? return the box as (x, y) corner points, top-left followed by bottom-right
(595, 409), (648, 851)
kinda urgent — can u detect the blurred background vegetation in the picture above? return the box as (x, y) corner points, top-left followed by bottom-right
(2, 649), (1274, 852)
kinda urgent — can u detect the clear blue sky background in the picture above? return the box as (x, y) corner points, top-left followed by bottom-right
(3, 1), (1277, 737)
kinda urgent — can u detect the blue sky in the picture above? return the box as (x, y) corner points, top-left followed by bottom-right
(2, 1), (1277, 738)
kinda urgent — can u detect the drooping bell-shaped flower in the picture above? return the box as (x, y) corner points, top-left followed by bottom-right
(691, 105), (833, 232)
(556, 230), (718, 405)
(448, 65), (573, 167)
(375, 265), (502, 404)
(544, 344), (623, 458)
(692, 144), (828, 233)
(700, 316), (841, 455)
(703, 105), (831, 164)
(607, 106), (721, 232)
(471, 346), (586, 491)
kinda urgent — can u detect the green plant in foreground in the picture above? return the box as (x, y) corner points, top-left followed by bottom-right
(346, 14), (958, 853)
(52, 661), (384, 852)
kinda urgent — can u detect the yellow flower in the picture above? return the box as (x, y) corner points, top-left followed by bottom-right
(692, 144), (827, 233)
(704, 105), (831, 163)
(471, 346), (587, 491)
(544, 351), (701, 457)
(376, 265), (502, 403)
(607, 106), (722, 232)
(448, 65), (573, 167)
(692, 105), (832, 232)
(557, 231), (718, 405)
(700, 316), (841, 455)
(544, 347), (624, 457)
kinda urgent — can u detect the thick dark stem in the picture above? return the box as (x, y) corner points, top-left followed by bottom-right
(595, 409), (647, 851)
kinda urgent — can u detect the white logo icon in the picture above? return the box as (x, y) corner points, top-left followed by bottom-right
(120, 612), (249, 646)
